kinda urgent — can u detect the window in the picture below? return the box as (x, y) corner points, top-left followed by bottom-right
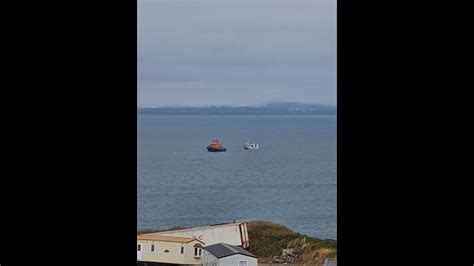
(238, 260), (248, 266)
(164, 249), (170, 253)
(181, 246), (184, 254)
(194, 247), (202, 257)
(137, 244), (141, 251)
(151, 244), (155, 252)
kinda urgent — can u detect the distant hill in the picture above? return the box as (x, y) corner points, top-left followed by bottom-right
(138, 102), (336, 115)
(264, 102), (334, 109)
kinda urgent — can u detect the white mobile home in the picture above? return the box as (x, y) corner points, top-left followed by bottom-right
(137, 234), (204, 265)
(149, 221), (250, 248)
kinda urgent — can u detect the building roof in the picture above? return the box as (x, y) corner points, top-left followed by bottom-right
(153, 221), (246, 235)
(203, 243), (257, 259)
(137, 235), (203, 244)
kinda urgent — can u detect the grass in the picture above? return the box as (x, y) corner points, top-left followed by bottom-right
(247, 220), (337, 263)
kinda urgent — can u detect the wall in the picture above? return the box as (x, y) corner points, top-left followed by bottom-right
(219, 254), (258, 266)
(158, 223), (248, 247)
(202, 250), (219, 266)
(137, 239), (202, 265)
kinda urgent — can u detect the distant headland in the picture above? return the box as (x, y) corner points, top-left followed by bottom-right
(137, 102), (336, 115)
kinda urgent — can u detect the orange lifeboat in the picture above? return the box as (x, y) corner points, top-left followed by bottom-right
(207, 139), (226, 152)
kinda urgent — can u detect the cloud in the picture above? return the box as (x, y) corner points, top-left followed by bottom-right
(138, 0), (336, 107)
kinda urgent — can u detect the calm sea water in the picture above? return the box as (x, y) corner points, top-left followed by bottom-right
(138, 115), (336, 239)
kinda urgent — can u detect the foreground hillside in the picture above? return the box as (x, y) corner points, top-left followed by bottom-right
(246, 220), (336, 264)
(137, 220), (336, 264)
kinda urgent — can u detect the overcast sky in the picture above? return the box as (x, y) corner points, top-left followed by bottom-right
(138, 0), (336, 107)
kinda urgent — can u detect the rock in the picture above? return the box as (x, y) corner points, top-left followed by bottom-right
(282, 248), (294, 256)
(293, 245), (303, 255)
(271, 253), (298, 264)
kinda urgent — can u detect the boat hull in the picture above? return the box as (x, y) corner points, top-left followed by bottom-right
(207, 147), (226, 152)
(244, 143), (259, 150)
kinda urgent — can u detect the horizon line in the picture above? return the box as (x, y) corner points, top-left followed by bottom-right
(138, 103), (337, 108)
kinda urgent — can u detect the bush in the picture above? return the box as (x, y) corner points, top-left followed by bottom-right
(246, 220), (336, 263)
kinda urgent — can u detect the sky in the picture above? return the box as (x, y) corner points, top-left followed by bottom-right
(138, 0), (336, 107)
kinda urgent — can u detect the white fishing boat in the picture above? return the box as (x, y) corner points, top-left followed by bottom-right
(243, 142), (260, 150)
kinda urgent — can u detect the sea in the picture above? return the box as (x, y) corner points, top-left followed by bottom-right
(138, 115), (336, 240)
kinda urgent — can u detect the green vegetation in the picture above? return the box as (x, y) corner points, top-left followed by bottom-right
(247, 220), (337, 263)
